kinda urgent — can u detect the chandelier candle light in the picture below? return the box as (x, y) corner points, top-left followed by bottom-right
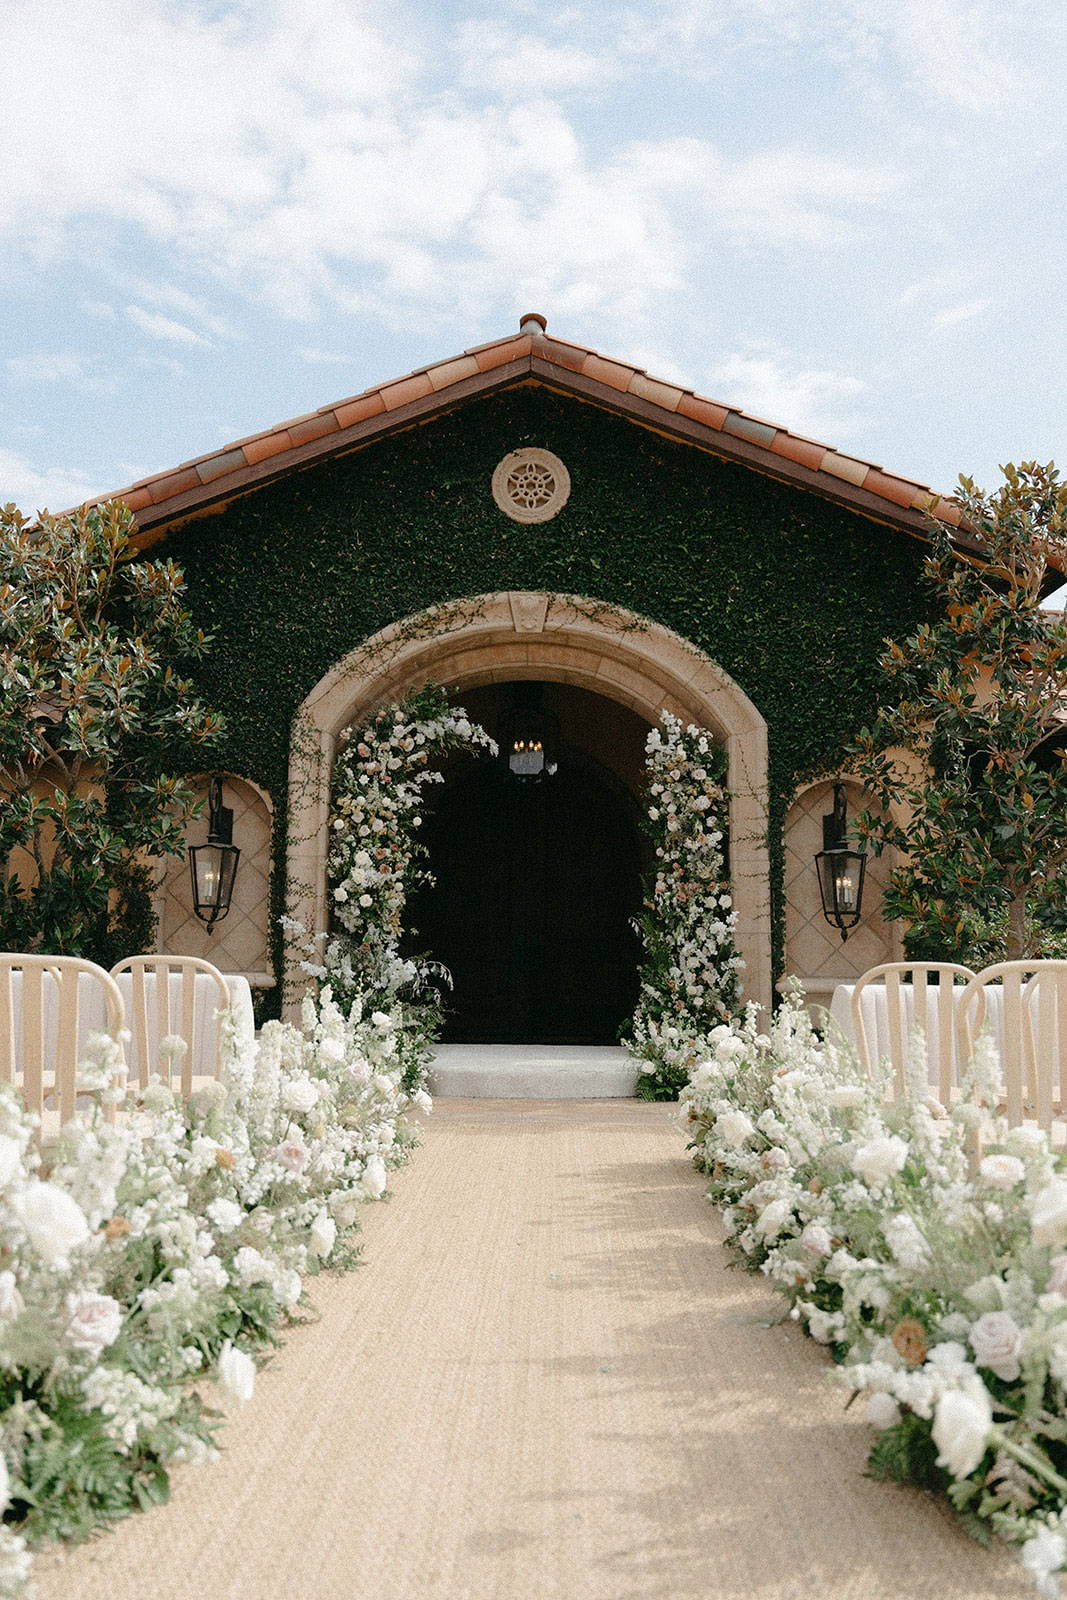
(815, 781), (866, 941)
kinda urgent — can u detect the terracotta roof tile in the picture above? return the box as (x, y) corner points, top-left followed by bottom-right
(379, 372), (435, 411)
(766, 433), (827, 473)
(91, 313), (965, 552)
(676, 393), (728, 430)
(580, 353), (636, 393)
(333, 394), (386, 429)
(723, 411), (777, 448)
(628, 373), (683, 412)
(242, 429), (296, 466)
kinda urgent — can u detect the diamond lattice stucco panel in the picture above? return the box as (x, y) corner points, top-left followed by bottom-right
(157, 777), (273, 982)
(783, 781), (897, 984)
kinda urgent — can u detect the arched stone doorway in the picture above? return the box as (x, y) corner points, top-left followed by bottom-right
(406, 681), (648, 1044)
(284, 592), (771, 1018)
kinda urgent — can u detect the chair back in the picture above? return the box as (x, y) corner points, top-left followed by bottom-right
(110, 955), (231, 1095)
(851, 961), (976, 1099)
(0, 953), (126, 1122)
(957, 960), (1067, 1130)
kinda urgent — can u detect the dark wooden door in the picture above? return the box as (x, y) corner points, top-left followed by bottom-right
(407, 758), (643, 1043)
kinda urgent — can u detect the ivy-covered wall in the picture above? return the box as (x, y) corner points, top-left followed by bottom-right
(160, 383), (935, 1013)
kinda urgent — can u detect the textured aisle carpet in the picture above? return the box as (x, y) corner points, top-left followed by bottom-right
(34, 1100), (1030, 1600)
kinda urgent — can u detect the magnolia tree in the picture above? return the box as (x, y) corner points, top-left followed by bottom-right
(0, 499), (222, 962)
(852, 462), (1067, 963)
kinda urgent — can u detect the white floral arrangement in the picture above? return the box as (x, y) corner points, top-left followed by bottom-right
(0, 993), (429, 1596)
(680, 990), (1067, 1595)
(314, 683), (494, 1082)
(629, 712), (743, 1098)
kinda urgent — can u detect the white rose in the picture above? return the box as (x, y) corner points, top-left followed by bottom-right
(218, 1342), (255, 1406)
(309, 1210), (337, 1260)
(371, 1011), (394, 1030)
(800, 1223), (833, 1258)
(717, 1110), (755, 1148)
(358, 893), (373, 908)
(931, 1383), (993, 1478)
(333, 886), (349, 902)
(978, 1154), (1026, 1190)
(361, 1155), (388, 1199)
(969, 1311), (1024, 1382)
(18, 1182), (90, 1267)
(66, 1292), (123, 1355)
(271, 1136), (309, 1173)
(755, 1198), (793, 1239)
(827, 1086), (866, 1109)
(852, 1136), (908, 1189)
(714, 1035), (746, 1061)
(866, 1393), (901, 1429)
(0, 1136), (23, 1189)
(926, 1341), (971, 1377)
(1032, 1179), (1067, 1248)
(206, 1198), (244, 1234)
(281, 1077), (319, 1114)
(1021, 1527), (1067, 1590)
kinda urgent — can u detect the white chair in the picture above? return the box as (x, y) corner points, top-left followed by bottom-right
(0, 953), (126, 1123)
(851, 961), (976, 1100)
(110, 955), (231, 1096)
(957, 960), (1067, 1131)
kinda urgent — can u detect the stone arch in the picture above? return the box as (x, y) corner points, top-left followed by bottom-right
(284, 592), (771, 1017)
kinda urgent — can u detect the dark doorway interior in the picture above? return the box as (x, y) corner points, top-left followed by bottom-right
(405, 685), (647, 1044)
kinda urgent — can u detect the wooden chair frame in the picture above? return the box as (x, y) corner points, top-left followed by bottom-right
(957, 960), (1067, 1130)
(110, 955), (231, 1096)
(0, 953), (126, 1123)
(851, 961), (976, 1100)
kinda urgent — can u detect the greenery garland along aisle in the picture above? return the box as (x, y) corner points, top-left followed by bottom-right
(629, 712), (743, 1100)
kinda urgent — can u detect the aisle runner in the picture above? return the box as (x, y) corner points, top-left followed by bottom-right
(34, 1102), (1028, 1600)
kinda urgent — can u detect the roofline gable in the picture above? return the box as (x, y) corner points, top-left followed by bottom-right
(87, 317), (967, 552)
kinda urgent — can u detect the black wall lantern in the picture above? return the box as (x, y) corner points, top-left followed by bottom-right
(502, 683), (559, 781)
(189, 776), (240, 932)
(816, 781), (866, 941)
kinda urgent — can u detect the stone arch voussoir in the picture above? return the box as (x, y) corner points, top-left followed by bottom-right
(284, 593), (771, 1018)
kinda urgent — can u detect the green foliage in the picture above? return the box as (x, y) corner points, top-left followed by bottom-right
(867, 1410), (951, 1493)
(851, 461), (1067, 962)
(156, 387), (933, 1013)
(0, 499), (224, 962)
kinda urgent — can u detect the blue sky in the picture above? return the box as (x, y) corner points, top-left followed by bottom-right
(2, 0), (1066, 528)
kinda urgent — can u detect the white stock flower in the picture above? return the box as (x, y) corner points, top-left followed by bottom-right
(218, 1342), (256, 1406)
(865, 1393), (901, 1429)
(931, 1383), (993, 1478)
(206, 1198), (244, 1234)
(18, 1182), (91, 1267)
(827, 1086), (866, 1109)
(852, 1136), (908, 1189)
(361, 1155), (388, 1199)
(1032, 1179), (1067, 1248)
(0, 1272), (23, 1321)
(968, 1311), (1024, 1381)
(66, 1293), (123, 1356)
(978, 1153), (1025, 1190)
(309, 1210), (337, 1259)
(319, 1037), (345, 1063)
(883, 1213), (930, 1272)
(0, 1135), (22, 1189)
(234, 1247), (273, 1286)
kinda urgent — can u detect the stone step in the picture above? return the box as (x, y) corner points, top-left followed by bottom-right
(428, 1044), (639, 1099)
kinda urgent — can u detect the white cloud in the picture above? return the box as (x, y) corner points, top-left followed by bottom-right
(930, 298), (990, 331)
(0, 446), (102, 516)
(298, 347), (349, 365)
(126, 306), (212, 346)
(705, 351), (868, 441)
